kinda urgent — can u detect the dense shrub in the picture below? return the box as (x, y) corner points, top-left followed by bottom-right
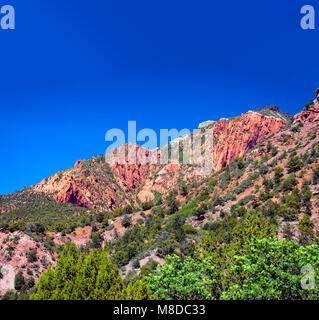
(147, 255), (216, 300)
(221, 238), (319, 300)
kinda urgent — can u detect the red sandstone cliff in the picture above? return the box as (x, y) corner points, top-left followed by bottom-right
(212, 111), (288, 170)
(32, 108), (290, 210)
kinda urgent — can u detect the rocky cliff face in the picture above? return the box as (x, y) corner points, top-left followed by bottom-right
(32, 108), (290, 210)
(294, 100), (319, 125)
(212, 111), (288, 170)
(34, 144), (154, 210)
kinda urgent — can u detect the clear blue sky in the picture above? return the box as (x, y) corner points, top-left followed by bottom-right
(0, 0), (318, 195)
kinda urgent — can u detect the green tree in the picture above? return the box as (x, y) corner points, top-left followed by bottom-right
(166, 190), (179, 215)
(141, 202), (153, 211)
(312, 164), (319, 184)
(31, 243), (127, 300)
(274, 167), (284, 185)
(124, 205), (133, 215)
(301, 184), (313, 215)
(298, 215), (315, 246)
(194, 205), (206, 221)
(26, 248), (37, 263)
(127, 278), (153, 300)
(14, 271), (26, 291)
(221, 238), (319, 300)
(169, 215), (185, 242)
(286, 156), (303, 173)
(282, 223), (294, 240)
(121, 215), (132, 228)
(1, 290), (18, 300)
(281, 174), (298, 192)
(112, 250), (129, 267)
(141, 265), (152, 278)
(147, 255), (216, 300)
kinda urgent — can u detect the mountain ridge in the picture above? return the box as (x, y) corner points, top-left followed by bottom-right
(2, 91), (319, 297)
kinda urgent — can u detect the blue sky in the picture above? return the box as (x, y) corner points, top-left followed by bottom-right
(0, 0), (318, 195)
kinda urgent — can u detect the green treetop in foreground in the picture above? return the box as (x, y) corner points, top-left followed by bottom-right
(30, 242), (151, 300)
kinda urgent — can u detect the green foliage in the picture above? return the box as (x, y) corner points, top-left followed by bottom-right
(126, 278), (153, 300)
(298, 215), (315, 246)
(282, 223), (294, 240)
(121, 215), (132, 228)
(8, 220), (26, 232)
(0, 191), (95, 234)
(141, 265), (152, 278)
(124, 205), (133, 215)
(312, 164), (319, 184)
(305, 100), (314, 111)
(302, 183), (313, 215)
(179, 183), (188, 196)
(165, 190), (179, 215)
(90, 231), (103, 248)
(222, 238), (319, 300)
(193, 204), (206, 221)
(156, 233), (178, 258)
(286, 156), (303, 173)
(273, 166), (284, 185)
(234, 172), (259, 195)
(26, 248), (37, 263)
(112, 250), (129, 267)
(168, 215), (186, 242)
(254, 106), (293, 123)
(14, 271), (26, 291)
(259, 165), (269, 175)
(276, 205), (298, 221)
(234, 157), (246, 170)
(31, 243), (128, 300)
(147, 255), (216, 300)
(219, 166), (231, 190)
(141, 202), (153, 211)
(281, 174), (298, 192)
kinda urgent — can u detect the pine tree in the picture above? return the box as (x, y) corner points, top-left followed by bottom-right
(298, 215), (315, 246)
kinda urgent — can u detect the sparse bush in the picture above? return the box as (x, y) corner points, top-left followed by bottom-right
(26, 248), (37, 263)
(281, 174), (298, 192)
(121, 215), (132, 228)
(286, 156), (303, 173)
(274, 167), (284, 185)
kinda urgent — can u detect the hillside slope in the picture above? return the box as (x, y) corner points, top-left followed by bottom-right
(4, 97), (319, 299)
(4, 107), (289, 212)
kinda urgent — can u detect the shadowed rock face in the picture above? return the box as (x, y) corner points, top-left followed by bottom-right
(32, 109), (290, 210)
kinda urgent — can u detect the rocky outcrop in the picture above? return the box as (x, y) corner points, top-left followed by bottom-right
(212, 111), (288, 170)
(32, 108), (289, 210)
(293, 100), (319, 125)
(34, 144), (154, 210)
